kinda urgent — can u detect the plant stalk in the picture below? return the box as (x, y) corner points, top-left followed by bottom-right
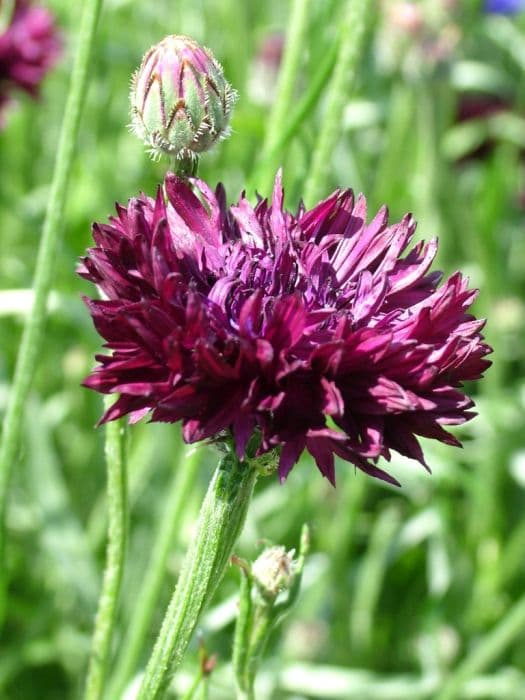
(84, 400), (127, 700)
(108, 445), (202, 699)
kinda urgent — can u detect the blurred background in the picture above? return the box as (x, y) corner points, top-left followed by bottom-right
(1, 0), (525, 697)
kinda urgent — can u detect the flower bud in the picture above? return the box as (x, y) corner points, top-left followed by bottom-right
(130, 35), (237, 160)
(251, 546), (295, 603)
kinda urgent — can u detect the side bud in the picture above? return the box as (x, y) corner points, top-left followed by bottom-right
(232, 525), (310, 696)
(251, 546), (295, 603)
(130, 35), (237, 161)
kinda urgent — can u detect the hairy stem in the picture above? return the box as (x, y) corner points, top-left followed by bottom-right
(108, 445), (202, 699)
(232, 567), (254, 698)
(137, 451), (257, 700)
(84, 401), (127, 700)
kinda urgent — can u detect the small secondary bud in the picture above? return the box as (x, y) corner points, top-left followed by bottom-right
(251, 546), (295, 602)
(130, 35), (237, 161)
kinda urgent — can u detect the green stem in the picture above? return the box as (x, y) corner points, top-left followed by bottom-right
(232, 566), (254, 697)
(235, 524), (309, 699)
(245, 613), (273, 697)
(172, 154), (199, 178)
(137, 451), (257, 700)
(179, 671), (203, 700)
(0, 0), (104, 615)
(255, 0), (311, 190)
(436, 592), (525, 700)
(107, 445), (202, 699)
(349, 506), (400, 655)
(84, 401), (127, 700)
(181, 670), (204, 700)
(303, 0), (370, 206)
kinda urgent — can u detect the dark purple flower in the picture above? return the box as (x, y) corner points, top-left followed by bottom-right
(485, 0), (525, 13)
(79, 173), (491, 486)
(0, 0), (61, 124)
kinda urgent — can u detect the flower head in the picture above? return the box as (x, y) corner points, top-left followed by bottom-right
(0, 0), (61, 125)
(130, 35), (237, 161)
(80, 173), (491, 485)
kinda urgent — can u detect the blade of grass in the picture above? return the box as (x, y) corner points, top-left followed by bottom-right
(436, 592), (525, 700)
(349, 506), (401, 657)
(252, 36), (339, 195)
(252, 0), (312, 194)
(303, 0), (370, 205)
(371, 83), (417, 212)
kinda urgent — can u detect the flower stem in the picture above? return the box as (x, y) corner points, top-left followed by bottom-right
(107, 445), (202, 699)
(179, 671), (204, 700)
(303, 0), (370, 206)
(84, 400), (127, 700)
(0, 0), (103, 618)
(137, 450), (257, 700)
(244, 614), (273, 696)
(232, 565), (254, 698)
(233, 524), (309, 699)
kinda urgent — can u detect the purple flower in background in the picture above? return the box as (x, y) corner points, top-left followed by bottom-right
(80, 173), (491, 485)
(0, 0), (61, 124)
(485, 0), (525, 13)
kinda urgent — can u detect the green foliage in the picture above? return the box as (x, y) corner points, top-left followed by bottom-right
(1, 0), (525, 698)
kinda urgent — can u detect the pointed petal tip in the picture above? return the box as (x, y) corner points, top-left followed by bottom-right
(272, 168), (284, 205)
(325, 472), (336, 488)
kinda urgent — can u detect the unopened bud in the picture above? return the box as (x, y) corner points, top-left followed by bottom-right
(130, 35), (237, 161)
(251, 546), (295, 602)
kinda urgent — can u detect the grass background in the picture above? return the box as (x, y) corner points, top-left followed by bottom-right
(1, 0), (525, 697)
